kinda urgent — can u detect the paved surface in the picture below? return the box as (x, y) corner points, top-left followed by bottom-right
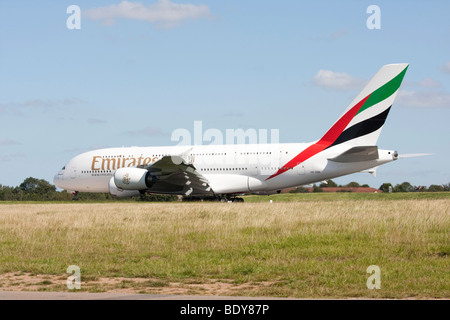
(0, 291), (289, 300)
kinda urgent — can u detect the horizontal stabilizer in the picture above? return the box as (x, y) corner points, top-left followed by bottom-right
(329, 146), (379, 163)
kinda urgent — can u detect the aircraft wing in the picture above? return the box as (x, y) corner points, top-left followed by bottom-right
(138, 156), (214, 196)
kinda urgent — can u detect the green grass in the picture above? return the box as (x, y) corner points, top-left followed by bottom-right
(0, 197), (448, 298)
(243, 191), (450, 202)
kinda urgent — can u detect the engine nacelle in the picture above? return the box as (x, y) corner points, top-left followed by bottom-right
(114, 167), (153, 190)
(108, 177), (141, 197)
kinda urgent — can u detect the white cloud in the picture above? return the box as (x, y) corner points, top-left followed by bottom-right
(0, 139), (20, 146)
(407, 78), (441, 88)
(84, 0), (211, 28)
(439, 61), (450, 74)
(223, 111), (244, 117)
(330, 29), (348, 40)
(308, 29), (349, 42)
(312, 69), (366, 91)
(396, 90), (450, 108)
(87, 118), (107, 124)
(0, 98), (85, 116)
(126, 126), (167, 136)
(0, 98), (84, 111)
(0, 152), (26, 162)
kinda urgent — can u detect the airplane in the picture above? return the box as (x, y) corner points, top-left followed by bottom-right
(54, 63), (409, 201)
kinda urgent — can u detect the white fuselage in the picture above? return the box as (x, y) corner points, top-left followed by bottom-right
(54, 142), (396, 195)
(54, 64), (408, 197)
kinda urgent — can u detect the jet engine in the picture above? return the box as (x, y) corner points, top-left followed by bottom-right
(113, 167), (155, 190)
(108, 177), (141, 197)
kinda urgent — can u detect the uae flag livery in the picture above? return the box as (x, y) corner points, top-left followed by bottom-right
(267, 64), (408, 181)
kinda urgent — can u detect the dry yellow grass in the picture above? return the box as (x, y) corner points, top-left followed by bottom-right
(0, 200), (448, 298)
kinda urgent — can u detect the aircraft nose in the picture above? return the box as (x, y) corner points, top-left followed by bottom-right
(53, 169), (65, 188)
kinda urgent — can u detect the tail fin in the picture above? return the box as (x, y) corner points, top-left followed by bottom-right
(321, 63), (408, 148)
(266, 64), (408, 181)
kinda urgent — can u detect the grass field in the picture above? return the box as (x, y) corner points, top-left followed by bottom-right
(0, 193), (448, 298)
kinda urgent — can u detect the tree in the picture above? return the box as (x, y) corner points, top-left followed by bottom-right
(2, 177), (180, 202)
(18, 177), (57, 200)
(19, 177), (40, 192)
(312, 184), (323, 193)
(379, 183), (393, 193)
(394, 182), (414, 193)
(289, 186), (310, 193)
(428, 185), (444, 192)
(0, 185), (14, 201)
(320, 179), (338, 188)
(346, 181), (360, 188)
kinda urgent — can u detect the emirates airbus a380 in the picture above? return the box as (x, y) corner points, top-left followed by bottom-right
(54, 63), (409, 201)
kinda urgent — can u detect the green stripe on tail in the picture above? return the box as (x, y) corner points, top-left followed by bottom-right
(356, 65), (408, 115)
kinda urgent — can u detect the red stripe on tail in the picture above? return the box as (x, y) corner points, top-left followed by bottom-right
(266, 94), (370, 180)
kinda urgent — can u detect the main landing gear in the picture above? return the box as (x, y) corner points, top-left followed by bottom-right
(219, 196), (244, 203)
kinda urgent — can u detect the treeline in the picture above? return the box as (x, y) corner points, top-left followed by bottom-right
(0, 177), (176, 202)
(290, 180), (450, 193)
(1, 177), (449, 201)
(378, 182), (450, 193)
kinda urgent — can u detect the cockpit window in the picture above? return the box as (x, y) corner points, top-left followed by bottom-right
(62, 166), (66, 170)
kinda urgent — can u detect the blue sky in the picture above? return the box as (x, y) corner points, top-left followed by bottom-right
(1, 0), (449, 189)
